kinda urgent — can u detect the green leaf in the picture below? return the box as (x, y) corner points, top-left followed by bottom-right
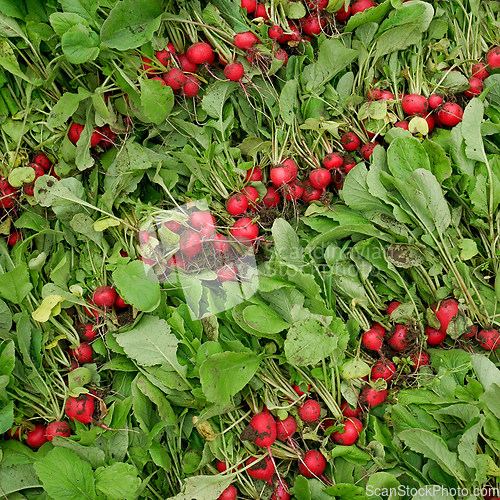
(34, 447), (96, 500)
(200, 351), (261, 405)
(135, 374), (177, 424)
(0, 464), (41, 496)
(70, 213), (102, 245)
(471, 353), (500, 390)
(480, 384), (500, 420)
(47, 88), (91, 128)
(50, 12), (89, 37)
(242, 304), (290, 334)
(0, 400), (13, 433)
(378, 0), (434, 33)
(60, 0), (98, 28)
(462, 98), (486, 162)
(139, 78), (174, 124)
(374, 24), (422, 60)
(457, 417), (483, 469)
(272, 218), (302, 265)
(171, 474), (236, 500)
(0, 39), (32, 83)
(0, 263), (32, 304)
(202, 80), (238, 119)
(116, 140), (152, 173)
(0, 0), (26, 19)
(62, 24), (100, 64)
(51, 437), (106, 469)
(344, 0), (392, 32)
(112, 261), (160, 312)
(95, 463), (141, 500)
(485, 74), (500, 108)
(422, 138), (452, 183)
(100, 0), (163, 50)
(280, 80), (300, 126)
(366, 472), (400, 495)
(292, 475), (311, 500)
(324, 484), (365, 500)
(387, 137), (431, 178)
(8, 167), (35, 187)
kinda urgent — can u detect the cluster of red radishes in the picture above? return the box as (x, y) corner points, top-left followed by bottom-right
(68, 122), (116, 149)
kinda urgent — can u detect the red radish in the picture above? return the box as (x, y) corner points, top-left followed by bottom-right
(425, 114), (435, 133)
(245, 166), (263, 182)
(293, 383), (311, 396)
(362, 325), (385, 352)
(340, 132), (361, 151)
(230, 218), (259, 245)
(428, 94), (444, 109)
(425, 326), (447, 345)
(24, 181), (34, 195)
(371, 359), (396, 382)
(163, 68), (186, 90)
(301, 180), (323, 203)
(139, 256), (154, 266)
(263, 186), (281, 207)
(183, 75), (200, 98)
(269, 25), (284, 40)
(66, 393), (95, 424)
(351, 0), (377, 14)
(343, 156), (357, 172)
(150, 76), (166, 85)
(300, 16), (326, 36)
(7, 427), (20, 440)
(462, 324), (478, 339)
(224, 62), (245, 81)
(180, 230), (202, 257)
(98, 124), (116, 148)
(1, 184), (17, 209)
(411, 351), (430, 370)
(285, 180), (303, 201)
(309, 169), (331, 189)
(332, 417), (363, 445)
(234, 32), (259, 50)
(281, 158), (298, 170)
(45, 421), (71, 441)
(402, 94), (429, 115)
(69, 343), (93, 364)
(274, 49), (288, 65)
(254, 4), (269, 18)
(241, 0), (256, 13)
(298, 450), (326, 478)
(486, 47), (500, 69)
(367, 88), (382, 100)
(164, 220), (182, 233)
(340, 401), (361, 417)
(155, 49), (171, 67)
(287, 21), (301, 42)
(189, 211), (216, 237)
(68, 122), (84, 145)
(433, 298), (459, 334)
(298, 399), (321, 422)
(243, 186), (260, 210)
(270, 164), (297, 187)
(472, 62), (489, 80)
(8, 232), (21, 246)
(361, 386), (387, 407)
(92, 286), (117, 308)
(463, 77), (483, 97)
(79, 324), (97, 342)
(247, 456), (273, 480)
(336, 3), (351, 20)
(137, 231), (150, 245)
(323, 152), (344, 170)
(217, 265), (238, 282)
(247, 412), (277, 447)
(387, 301), (401, 314)
(379, 91), (394, 100)
(271, 479), (290, 500)
(437, 103), (463, 126)
(277, 416), (297, 441)
(115, 294), (128, 309)
(178, 53), (198, 73)
(90, 128), (101, 147)
(360, 142), (379, 160)
(33, 153), (51, 171)
(218, 485), (237, 500)
(167, 254), (186, 269)
(216, 461), (227, 473)
(140, 56), (157, 76)
(388, 324), (408, 351)
(186, 42), (213, 65)
(213, 234), (230, 254)
(477, 328), (500, 350)
(26, 424), (48, 448)
(306, 0), (329, 10)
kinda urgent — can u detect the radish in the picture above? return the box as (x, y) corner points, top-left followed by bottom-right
(343, 156), (357, 173)
(388, 324), (408, 351)
(462, 324), (477, 339)
(486, 47), (500, 69)
(178, 53), (198, 73)
(271, 479), (290, 500)
(247, 456), (273, 480)
(477, 328), (500, 350)
(217, 265), (238, 282)
(332, 417), (363, 445)
(155, 49), (171, 67)
(254, 4), (269, 19)
(245, 166), (263, 182)
(301, 180), (323, 203)
(360, 142), (379, 160)
(247, 412), (277, 447)
(269, 25), (284, 40)
(306, 0), (329, 10)
(150, 76), (166, 85)
(186, 42), (213, 64)
(45, 421), (71, 441)
(472, 62), (489, 80)
(180, 230), (202, 257)
(137, 231), (150, 245)
(8, 232), (21, 246)
(351, 0), (377, 15)
(234, 32), (259, 50)
(274, 49), (288, 66)
(411, 351), (430, 370)
(33, 152), (51, 172)
(224, 62), (245, 82)
(1, 184), (17, 209)
(433, 298), (459, 334)
(139, 256), (154, 266)
(323, 152), (344, 170)
(78, 324), (97, 342)
(340, 132), (361, 151)
(300, 16), (326, 36)
(218, 485), (237, 500)
(371, 359), (396, 382)
(340, 401), (361, 417)
(463, 77), (483, 97)
(361, 386), (387, 407)
(425, 326), (446, 345)
(437, 103), (463, 126)
(230, 218), (259, 245)
(7, 427), (20, 440)
(189, 211), (216, 237)
(367, 88), (383, 100)
(293, 383), (311, 396)
(183, 75), (200, 98)
(167, 254), (186, 269)
(309, 169), (331, 189)
(213, 234), (230, 254)
(362, 325), (385, 352)
(387, 301), (400, 314)
(163, 68), (186, 90)
(287, 21), (301, 42)
(241, 0), (256, 13)
(93, 286), (117, 308)
(270, 164), (297, 187)
(379, 91), (394, 100)
(282, 158), (298, 170)
(425, 114), (435, 133)
(263, 186), (281, 207)
(243, 186), (260, 210)
(336, 3), (351, 20)
(69, 343), (93, 363)
(402, 94), (429, 115)
(298, 450), (326, 478)
(216, 461), (227, 473)
(298, 399), (321, 422)
(285, 180), (303, 201)
(277, 416), (297, 441)
(164, 220), (182, 233)
(68, 122), (84, 145)
(65, 393), (95, 424)
(428, 94), (444, 109)
(115, 294), (128, 309)
(26, 424), (48, 448)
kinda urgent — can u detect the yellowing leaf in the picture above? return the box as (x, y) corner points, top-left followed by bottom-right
(32, 295), (64, 322)
(93, 217), (121, 231)
(45, 334), (67, 350)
